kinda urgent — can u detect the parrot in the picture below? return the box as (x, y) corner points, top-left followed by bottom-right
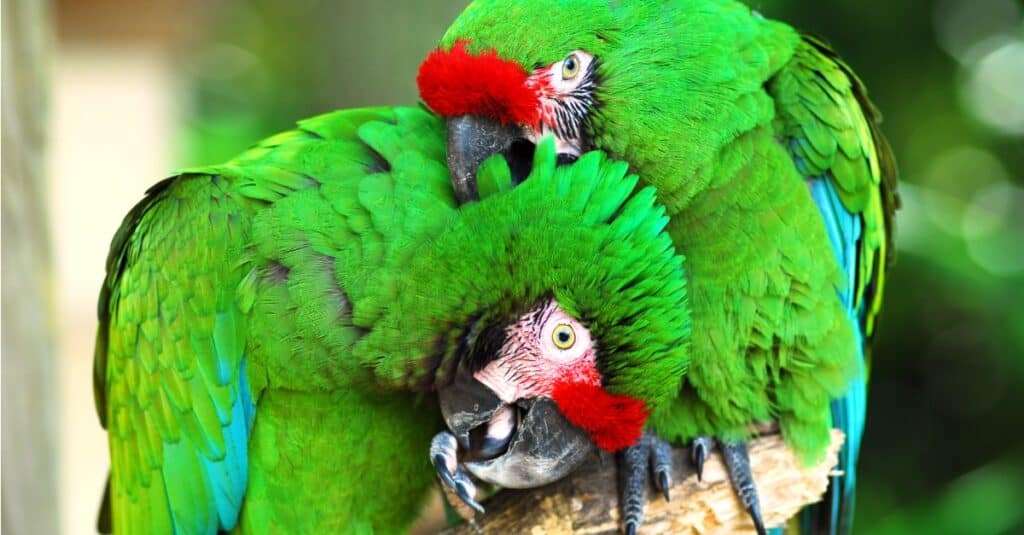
(414, 0), (900, 533)
(92, 103), (693, 534)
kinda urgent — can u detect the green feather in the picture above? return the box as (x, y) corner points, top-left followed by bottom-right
(96, 106), (690, 533)
(441, 0), (898, 466)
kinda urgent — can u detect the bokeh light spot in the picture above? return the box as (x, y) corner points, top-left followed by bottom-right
(963, 39), (1024, 136)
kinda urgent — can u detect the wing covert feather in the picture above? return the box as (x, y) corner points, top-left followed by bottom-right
(96, 174), (254, 534)
(94, 106), (451, 533)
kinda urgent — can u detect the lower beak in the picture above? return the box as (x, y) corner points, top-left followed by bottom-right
(438, 367), (595, 488)
(464, 398), (594, 488)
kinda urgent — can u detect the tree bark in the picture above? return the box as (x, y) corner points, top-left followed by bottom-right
(1, 0), (60, 533)
(444, 430), (843, 534)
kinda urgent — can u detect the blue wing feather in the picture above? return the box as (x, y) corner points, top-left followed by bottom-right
(772, 35), (898, 535)
(204, 354), (256, 531)
(801, 177), (868, 535)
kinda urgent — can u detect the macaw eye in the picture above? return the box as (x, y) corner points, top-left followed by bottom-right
(552, 323), (576, 349)
(561, 53), (580, 80)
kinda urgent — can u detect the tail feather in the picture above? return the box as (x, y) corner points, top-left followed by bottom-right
(797, 177), (868, 535)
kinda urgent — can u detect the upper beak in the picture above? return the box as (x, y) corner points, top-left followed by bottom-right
(446, 115), (586, 205)
(438, 368), (507, 454)
(446, 115), (526, 204)
(438, 363), (595, 488)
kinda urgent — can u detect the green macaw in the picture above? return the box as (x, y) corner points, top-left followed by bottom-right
(93, 105), (692, 534)
(415, 0), (899, 533)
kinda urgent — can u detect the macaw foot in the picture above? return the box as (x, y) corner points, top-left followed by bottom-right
(690, 436), (767, 535)
(430, 431), (484, 519)
(619, 433), (673, 535)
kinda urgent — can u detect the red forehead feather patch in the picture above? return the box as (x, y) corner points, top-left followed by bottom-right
(551, 379), (650, 452)
(417, 40), (541, 126)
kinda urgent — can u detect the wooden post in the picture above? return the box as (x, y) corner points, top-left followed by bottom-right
(444, 430), (843, 534)
(1, 0), (60, 533)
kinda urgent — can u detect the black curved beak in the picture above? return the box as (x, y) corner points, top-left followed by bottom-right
(438, 370), (507, 454)
(438, 364), (595, 488)
(464, 397), (594, 489)
(446, 115), (532, 204)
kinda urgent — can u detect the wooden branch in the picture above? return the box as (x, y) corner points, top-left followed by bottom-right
(443, 430), (844, 534)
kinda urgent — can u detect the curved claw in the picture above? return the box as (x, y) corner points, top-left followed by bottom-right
(650, 438), (673, 502)
(690, 436), (714, 482)
(721, 441), (767, 535)
(430, 431), (485, 518)
(657, 471), (671, 502)
(619, 433), (675, 534)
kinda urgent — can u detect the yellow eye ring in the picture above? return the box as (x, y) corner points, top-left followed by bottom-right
(552, 324), (576, 349)
(561, 53), (580, 80)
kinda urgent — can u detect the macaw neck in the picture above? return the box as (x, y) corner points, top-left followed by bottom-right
(588, 102), (768, 215)
(587, 10), (800, 213)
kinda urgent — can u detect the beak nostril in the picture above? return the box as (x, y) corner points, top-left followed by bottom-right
(504, 139), (536, 185)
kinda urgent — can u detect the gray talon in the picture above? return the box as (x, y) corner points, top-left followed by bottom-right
(657, 471), (670, 502)
(650, 437), (673, 502)
(433, 454), (456, 487)
(619, 433), (674, 533)
(620, 437), (650, 533)
(430, 431), (484, 518)
(614, 433), (772, 534)
(691, 436), (714, 482)
(454, 476), (485, 514)
(721, 441), (766, 535)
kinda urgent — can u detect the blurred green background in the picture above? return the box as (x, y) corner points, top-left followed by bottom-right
(43, 0), (1023, 533)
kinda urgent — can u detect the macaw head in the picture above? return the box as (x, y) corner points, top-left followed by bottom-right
(362, 141), (690, 488)
(417, 0), (790, 205)
(440, 297), (653, 487)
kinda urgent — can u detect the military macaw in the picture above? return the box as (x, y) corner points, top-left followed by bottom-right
(93, 106), (692, 534)
(416, 1), (899, 533)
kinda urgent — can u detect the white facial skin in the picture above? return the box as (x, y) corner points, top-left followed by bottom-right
(523, 51), (597, 157)
(473, 299), (599, 405)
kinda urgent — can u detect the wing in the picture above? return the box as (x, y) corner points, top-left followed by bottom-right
(769, 35), (899, 534)
(94, 106), (452, 533)
(95, 172), (256, 534)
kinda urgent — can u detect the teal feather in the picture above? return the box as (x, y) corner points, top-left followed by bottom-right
(804, 177), (866, 535)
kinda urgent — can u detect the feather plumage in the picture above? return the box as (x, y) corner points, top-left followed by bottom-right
(96, 107), (690, 534)
(432, 1), (899, 532)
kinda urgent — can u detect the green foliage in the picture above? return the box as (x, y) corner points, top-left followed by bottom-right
(179, 0), (466, 166)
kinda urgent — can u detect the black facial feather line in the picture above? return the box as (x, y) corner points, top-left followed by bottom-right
(551, 59), (599, 143)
